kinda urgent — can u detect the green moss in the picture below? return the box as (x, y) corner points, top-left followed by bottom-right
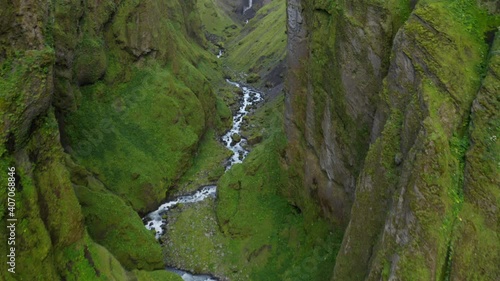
(81, 0), (118, 33)
(74, 36), (107, 85)
(450, 204), (500, 280)
(66, 64), (208, 212)
(176, 129), (232, 194)
(215, 96), (232, 132)
(333, 108), (403, 280)
(162, 198), (225, 274)
(33, 153), (85, 247)
(56, 232), (173, 281)
(74, 178), (164, 270)
(449, 32), (500, 280)
(0, 162), (60, 281)
(56, 237), (106, 281)
(62, 0), (233, 215)
(405, 3), (490, 107)
(88, 241), (129, 280)
(0, 48), (55, 148)
(225, 0), (286, 76)
(1, 0), (235, 279)
(330, 1), (499, 279)
(133, 269), (183, 281)
(387, 3), (498, 277)
(196, 0), (240, 40)
(246, 73), (261, 83)
(219, 97), (342, 281)
(0, 112), (94, 281)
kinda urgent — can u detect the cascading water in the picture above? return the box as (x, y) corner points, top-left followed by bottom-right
(222, 80), (262, 169)
(168, 268), (219, 281)
(143, 81), (262, 238)
(142, 63), (263, 280)
(144, 185), (217, 239)
(243, 0), (253, 14)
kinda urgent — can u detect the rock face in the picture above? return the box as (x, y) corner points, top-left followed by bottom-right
(286, 0), (409, 225)
(449, 33), (500, 281)
(285, 0), (499, 279)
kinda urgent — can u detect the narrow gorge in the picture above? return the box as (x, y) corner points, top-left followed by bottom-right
(0, 0), (498, 281)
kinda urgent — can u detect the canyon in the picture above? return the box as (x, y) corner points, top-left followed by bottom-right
(0, 0), (498, 280)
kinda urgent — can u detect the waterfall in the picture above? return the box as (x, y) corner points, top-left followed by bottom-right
(243, 0), (253, 14)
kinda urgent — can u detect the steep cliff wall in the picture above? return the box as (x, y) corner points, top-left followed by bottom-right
(286, 0), (499, 279)
(286, 0), (413, 225)
(0, 0), (227, 279)
(449, 31), (499, 281)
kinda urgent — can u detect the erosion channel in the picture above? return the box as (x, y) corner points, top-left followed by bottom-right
(143, 76), (263, 280)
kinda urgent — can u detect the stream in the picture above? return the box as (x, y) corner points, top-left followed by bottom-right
(143, 72), (263, 280)
(243, 0), (253, 14)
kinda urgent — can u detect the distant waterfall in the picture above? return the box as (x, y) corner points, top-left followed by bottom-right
(243, 0), (253, 14)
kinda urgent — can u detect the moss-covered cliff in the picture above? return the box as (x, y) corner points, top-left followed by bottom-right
(286, 0), (499, 279)
(0, 0), (229, 279)
(2, 0), (497, 279)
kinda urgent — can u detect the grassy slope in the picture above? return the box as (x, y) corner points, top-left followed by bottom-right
(74, 179), (164, 270)
(0, 0), (226, 279)
(225, 0), (287, 79)
(57, 0), (232, 212)
(175, 129), (232, 194)
(196, 0), (242, 45)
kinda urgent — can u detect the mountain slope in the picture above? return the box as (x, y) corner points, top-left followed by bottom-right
(0, 0), (229, 279)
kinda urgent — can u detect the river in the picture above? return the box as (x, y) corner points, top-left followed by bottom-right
(143, 75), (263, 280)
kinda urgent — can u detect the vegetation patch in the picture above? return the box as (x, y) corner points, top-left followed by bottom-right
(196, 0), (241, 45)
(66, 63), (209, 213)
(224, 0), (286, 79)
(176, 129), (232, 195)
(74, 178), (164, 270)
